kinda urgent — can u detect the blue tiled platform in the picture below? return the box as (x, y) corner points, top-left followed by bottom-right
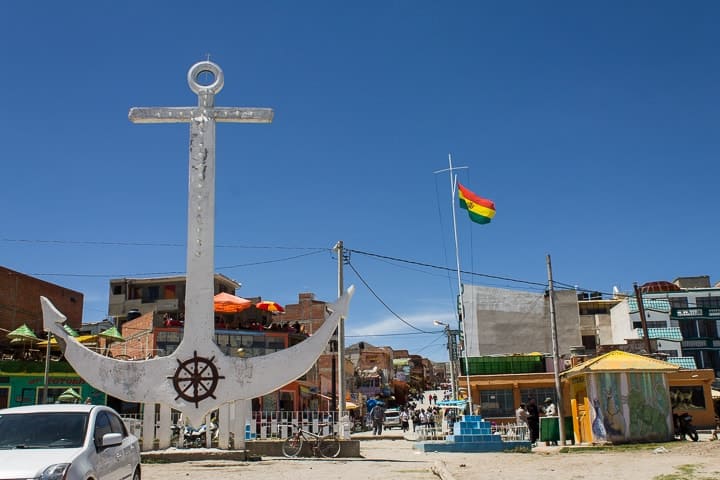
(413, 415), (532, 453)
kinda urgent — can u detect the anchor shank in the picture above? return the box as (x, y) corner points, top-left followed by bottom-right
(183, 107), (217, 347)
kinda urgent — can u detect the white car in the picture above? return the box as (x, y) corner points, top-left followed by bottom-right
(383, 408), (402, 429)
(0, 403), (141, 480)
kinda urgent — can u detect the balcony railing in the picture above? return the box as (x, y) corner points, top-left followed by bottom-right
(681, 339), (720, 349)
(670, 307), (720, 320)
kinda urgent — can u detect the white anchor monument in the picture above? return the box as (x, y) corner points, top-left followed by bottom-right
(41, 60), (354, 438)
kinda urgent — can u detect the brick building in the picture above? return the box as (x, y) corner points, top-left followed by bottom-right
(0, 266), (83, 347)
(282, 292), (330, 334)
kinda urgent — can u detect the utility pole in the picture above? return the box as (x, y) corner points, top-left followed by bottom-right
(633, 283), (653, 354)
(42, 332), (52, 403)
(546, 254), (565, 445)
(434, 321), (457, 401)
(334, 241), (346, 438)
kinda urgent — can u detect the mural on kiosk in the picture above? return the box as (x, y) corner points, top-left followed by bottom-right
(587, 372), (673, 443)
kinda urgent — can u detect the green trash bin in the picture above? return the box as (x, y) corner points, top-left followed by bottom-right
(540, 416), (575, 445)
(540, 416), (559, 443)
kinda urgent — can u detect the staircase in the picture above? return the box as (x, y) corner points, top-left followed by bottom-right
(413, 415), (532, 453)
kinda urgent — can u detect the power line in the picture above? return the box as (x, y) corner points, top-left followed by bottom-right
(2, 236), (616, 296)
(348, 248), (548, 288)
(1, 238), (326, 251)
(346, 261), (432, 334)
(346, 331), (443, 338)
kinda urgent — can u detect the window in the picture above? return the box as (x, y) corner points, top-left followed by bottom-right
(670, 386), (706, 410)
(478, 389), (514, 417)
(670, 297), (688, 309)
(581, 335), (597, 351)
(19, 388), (35, 405)
(157, 331), (183, 356)
(42, 387), (74, 404)
(520, 388), (557, 409)
(679, 320), (697, 339)
(698, 319), (718, 338)
(107, 411), (128, 436)
(632, 320), (666, 330)
(279, 391), (294, 412)
(696, 297), (720, 309)
(94, 412), (113, 446)
(146, 286), (160, 302)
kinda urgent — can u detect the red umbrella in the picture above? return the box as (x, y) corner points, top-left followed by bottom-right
(255, 300), (285, 313)
(214, 292), (253, 313)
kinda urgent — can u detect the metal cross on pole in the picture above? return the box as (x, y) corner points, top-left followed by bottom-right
(129, 61), (273, 346)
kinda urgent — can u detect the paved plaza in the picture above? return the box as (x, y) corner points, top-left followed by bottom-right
(141, 432), (720, 480)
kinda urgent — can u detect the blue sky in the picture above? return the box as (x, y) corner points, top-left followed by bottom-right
(2, 2), (719, 362)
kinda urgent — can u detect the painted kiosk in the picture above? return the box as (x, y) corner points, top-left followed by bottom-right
(562, 350), (679, 444)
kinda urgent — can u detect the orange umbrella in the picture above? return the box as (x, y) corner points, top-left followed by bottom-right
(213, 292), (253, 313)
(255, 300), (285, 313)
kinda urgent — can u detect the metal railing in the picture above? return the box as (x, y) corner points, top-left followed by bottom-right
(251, 411), (339, 439)
(493, 422), (529, 441)
(121, 410), (341, 445)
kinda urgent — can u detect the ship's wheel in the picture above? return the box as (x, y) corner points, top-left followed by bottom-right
(169, 351), (225, 407)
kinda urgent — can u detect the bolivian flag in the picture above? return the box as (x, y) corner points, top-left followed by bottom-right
(458, 183), (496, 224)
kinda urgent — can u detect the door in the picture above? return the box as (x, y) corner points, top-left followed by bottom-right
(108, 411), (137, 480)
(92, 411), (125, 480)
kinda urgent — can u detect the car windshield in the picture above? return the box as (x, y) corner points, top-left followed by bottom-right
(0, 412), (89, 449)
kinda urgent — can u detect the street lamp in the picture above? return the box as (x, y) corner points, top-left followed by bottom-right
(434, 320), (457, 401)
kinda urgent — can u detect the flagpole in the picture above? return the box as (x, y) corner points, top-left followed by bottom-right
(448, 154), (474, 412)
(434, 153), (475, 411)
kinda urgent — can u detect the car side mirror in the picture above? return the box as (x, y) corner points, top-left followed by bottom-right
(101, 433), (123, 448)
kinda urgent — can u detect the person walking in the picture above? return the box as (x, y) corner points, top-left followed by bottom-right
(371, 403), (386, 435)
(400, 409), (410, 433)
(526, 398), (540, 446)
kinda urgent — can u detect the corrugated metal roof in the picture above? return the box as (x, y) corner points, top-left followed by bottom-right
(665, 357), (698, 369)
(634, 327), (683, 341)
(562, 350), (679, 377)
(628, 298), (670, 313)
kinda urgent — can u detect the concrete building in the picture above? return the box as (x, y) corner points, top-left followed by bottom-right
(577, 292), (622, 353)
(107, 274), (240, 325)
(461, 285), (582, 357)
(609, 276), (720, 376)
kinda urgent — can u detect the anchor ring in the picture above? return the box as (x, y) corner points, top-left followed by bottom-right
(188, 61), (224, 95)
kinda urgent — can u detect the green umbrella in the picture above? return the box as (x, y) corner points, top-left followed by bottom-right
(57, 388), (82, 403)
(7, 324), (38, 342)
(63, 325), (80, 337)
(98, 326), (124, 343)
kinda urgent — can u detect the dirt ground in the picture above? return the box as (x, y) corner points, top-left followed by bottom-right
(140, 434), (720, 480)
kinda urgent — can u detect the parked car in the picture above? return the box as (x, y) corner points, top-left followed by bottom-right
(383, 408), (402, 429)
(0, 403), (141, 480)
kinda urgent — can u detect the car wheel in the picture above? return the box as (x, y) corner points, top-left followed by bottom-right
(133, 466), (141, 480)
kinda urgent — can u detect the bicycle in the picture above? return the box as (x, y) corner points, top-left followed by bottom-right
(282, 423), (341, 458)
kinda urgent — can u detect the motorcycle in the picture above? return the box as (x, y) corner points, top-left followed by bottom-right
(673, 412), (699, 442)
(178, 421), (218, 448)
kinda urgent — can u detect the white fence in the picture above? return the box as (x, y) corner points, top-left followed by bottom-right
(120, 407), (344, 451)
(493, 422), (529, 441)
(251, 411), (340, 439)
